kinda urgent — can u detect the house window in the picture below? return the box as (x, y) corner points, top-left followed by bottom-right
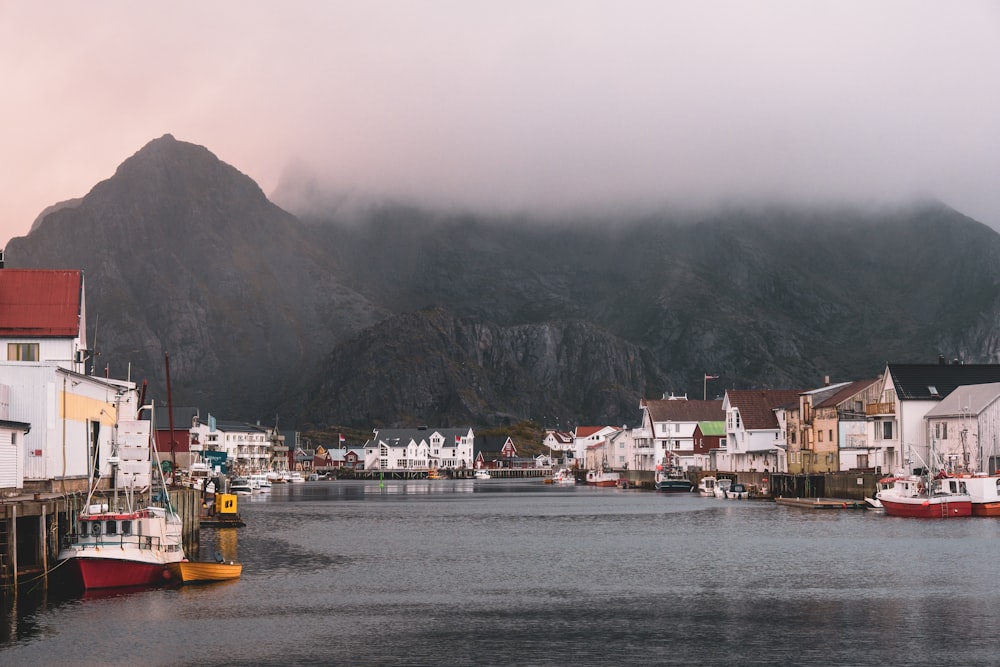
(673, 441), (680, 450)
(857, 455), (868, 469)
(7, 343), (39, 361)
(791, 431), (796, 444)
(674, 423), (680, 432)
(879, 421), (893, 440)
(829, 429), (833, 442)
(818, 431), (824, 443)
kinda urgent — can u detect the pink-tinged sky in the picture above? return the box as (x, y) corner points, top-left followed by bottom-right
(2, 1), (999, 248)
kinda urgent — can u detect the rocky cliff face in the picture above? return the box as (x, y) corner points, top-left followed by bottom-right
(7, 135), (1000, 427)
(293, 306), (665, 428)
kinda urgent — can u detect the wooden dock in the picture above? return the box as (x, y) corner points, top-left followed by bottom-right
(774, 497), (870, 510)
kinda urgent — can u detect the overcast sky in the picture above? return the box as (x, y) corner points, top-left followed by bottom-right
(2, 1), (999, 247)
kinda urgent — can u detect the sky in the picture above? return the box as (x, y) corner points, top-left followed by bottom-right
(2, 1), (999, 247)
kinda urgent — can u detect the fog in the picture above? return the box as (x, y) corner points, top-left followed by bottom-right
(2, 1), (999, 246)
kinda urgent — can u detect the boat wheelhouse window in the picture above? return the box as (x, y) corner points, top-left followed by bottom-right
(121, 520), (132, 535)
(106, 520), (117, 535)
(90, 522), (101, 536)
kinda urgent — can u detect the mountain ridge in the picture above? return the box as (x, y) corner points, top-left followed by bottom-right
(6, 135), (1000, 427)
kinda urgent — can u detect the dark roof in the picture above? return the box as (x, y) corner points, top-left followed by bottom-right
(375, 428), (471, 445)
(474, 437), (514, 455)
(0, 419), (31, 431)
(644, 399), (724, 422)
(814, 379), (880, 409)
(889, 363), (1000, 401)
(726, 390), (803, 430)
(0, 269), (82, 337)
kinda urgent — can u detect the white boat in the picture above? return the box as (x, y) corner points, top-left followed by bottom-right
(249, 473), (272, 492)
(876, 473), (971, 518)
(285, 471), (305, 483)
(187, 461), (216, 494)
(714, 478), (749, 499)
(474, 470), (491, 480)
(230, 477), (253, 495)
(697, 476), (717, 497)
(57, 403), (186, 590)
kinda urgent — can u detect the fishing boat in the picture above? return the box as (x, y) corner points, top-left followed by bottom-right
(249, 473), (271, 492)
(284, 471), (306, 483)
(57, 404), (186, 590)
(654, 465), (693, 493)
(545, 468), (576, 485)
(876, 473), (971, 518)
(697, 476), (718, 497)
(957, 475), (1000, 516)
(474, 470), (491, 480)
(167, 558), (242, 584)
(877, 442), (972, 518)
(585, 468), (620, 487)
(426, 469), (447, 480)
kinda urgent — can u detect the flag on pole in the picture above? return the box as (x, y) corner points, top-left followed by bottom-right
(704, 374), (719, 380)
(339, 433), (346, 443)
(455, 435), (461, 444)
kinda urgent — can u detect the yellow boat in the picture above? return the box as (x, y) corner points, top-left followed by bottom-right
(167, 559), (242, 584)
(426, 469), (447, 480)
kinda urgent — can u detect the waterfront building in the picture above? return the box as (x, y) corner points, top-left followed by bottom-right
(923, 382), (1000, 474)
(572, 426), (620, 467)
(364, 427), (475, 471)
(721, 389), (801, 473)
(638, 397), (725, 471)
(188, 418), (273, 473)
(783, 381), (852, 474)
(874, 362), (1000, 474)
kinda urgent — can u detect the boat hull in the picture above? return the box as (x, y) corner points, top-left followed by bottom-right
(62, 556), (174, 589)
(880, 497), (972, 518)
(655, 480), (693, 493)
(971, 502), (1000, 517)
(167, 561), (242, 584)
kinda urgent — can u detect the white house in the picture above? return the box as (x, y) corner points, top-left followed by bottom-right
(0, 268), (142, 492)
(0, 415), (30, 491)
(722, 389), (801, 472)
(188, 417), (273, 473)
(639, 397), (725, 471)
(875, 362), (1000, 474)
(572, 426), (620, 467)
(923, 382), (1000, 474)
(364, 427), (475, 470)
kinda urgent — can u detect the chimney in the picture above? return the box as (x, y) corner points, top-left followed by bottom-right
(939, 355), (946, 365)
(824, 375), (830, 386)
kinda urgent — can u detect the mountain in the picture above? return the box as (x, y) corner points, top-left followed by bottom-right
(6, 135), (1000, 428)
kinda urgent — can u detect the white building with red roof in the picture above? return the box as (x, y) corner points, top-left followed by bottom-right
(0, 268), (140, 492)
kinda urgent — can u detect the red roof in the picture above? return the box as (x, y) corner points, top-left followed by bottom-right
(0, 269), (83, 337)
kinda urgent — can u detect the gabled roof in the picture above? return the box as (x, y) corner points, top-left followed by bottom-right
(375, 428), (471, 446)
(889, 363), (1000, 401)
(474, 436), (514, 455)
(644, 399), (724, 422)
(0, 269), (82, 337)
(696, 421), (726, 436)
(726, 389), (803, 430)
(575, 426), (607, 438)
(545, 430), (574, 444)
(814, 379), (880, 409)
(925, 382), (1000, 418)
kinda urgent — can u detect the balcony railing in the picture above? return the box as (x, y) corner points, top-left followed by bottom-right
(865, 401), (895, 416)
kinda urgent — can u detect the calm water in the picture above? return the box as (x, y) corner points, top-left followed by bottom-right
(2, 480), (999, 666)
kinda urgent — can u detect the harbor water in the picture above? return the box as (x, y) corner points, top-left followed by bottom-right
(3, 479), (999, 666)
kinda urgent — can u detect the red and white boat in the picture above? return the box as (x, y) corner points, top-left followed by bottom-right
(876, 473), (971, 518)
(953, 475), (1000, 517)
(58, 408), (186, 590)
(585, 469), (620, 487)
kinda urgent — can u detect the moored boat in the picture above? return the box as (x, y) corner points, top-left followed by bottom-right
(585, 469), (620, 487)
(167, 559), (242, 584)
(958, 475), (1000, 516)
(546, 468), (576, 485)
(230, 477), (253, 495)
(697, 476), (717, 497)
(714, 478), (749, 499)
(57, 406), (186, 590)
(876, 474), (971, 518)
(654, 466), (693, 493)
(474, 470), (491, 480)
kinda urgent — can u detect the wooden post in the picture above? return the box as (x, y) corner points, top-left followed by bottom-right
(40, 505), (48, 590)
